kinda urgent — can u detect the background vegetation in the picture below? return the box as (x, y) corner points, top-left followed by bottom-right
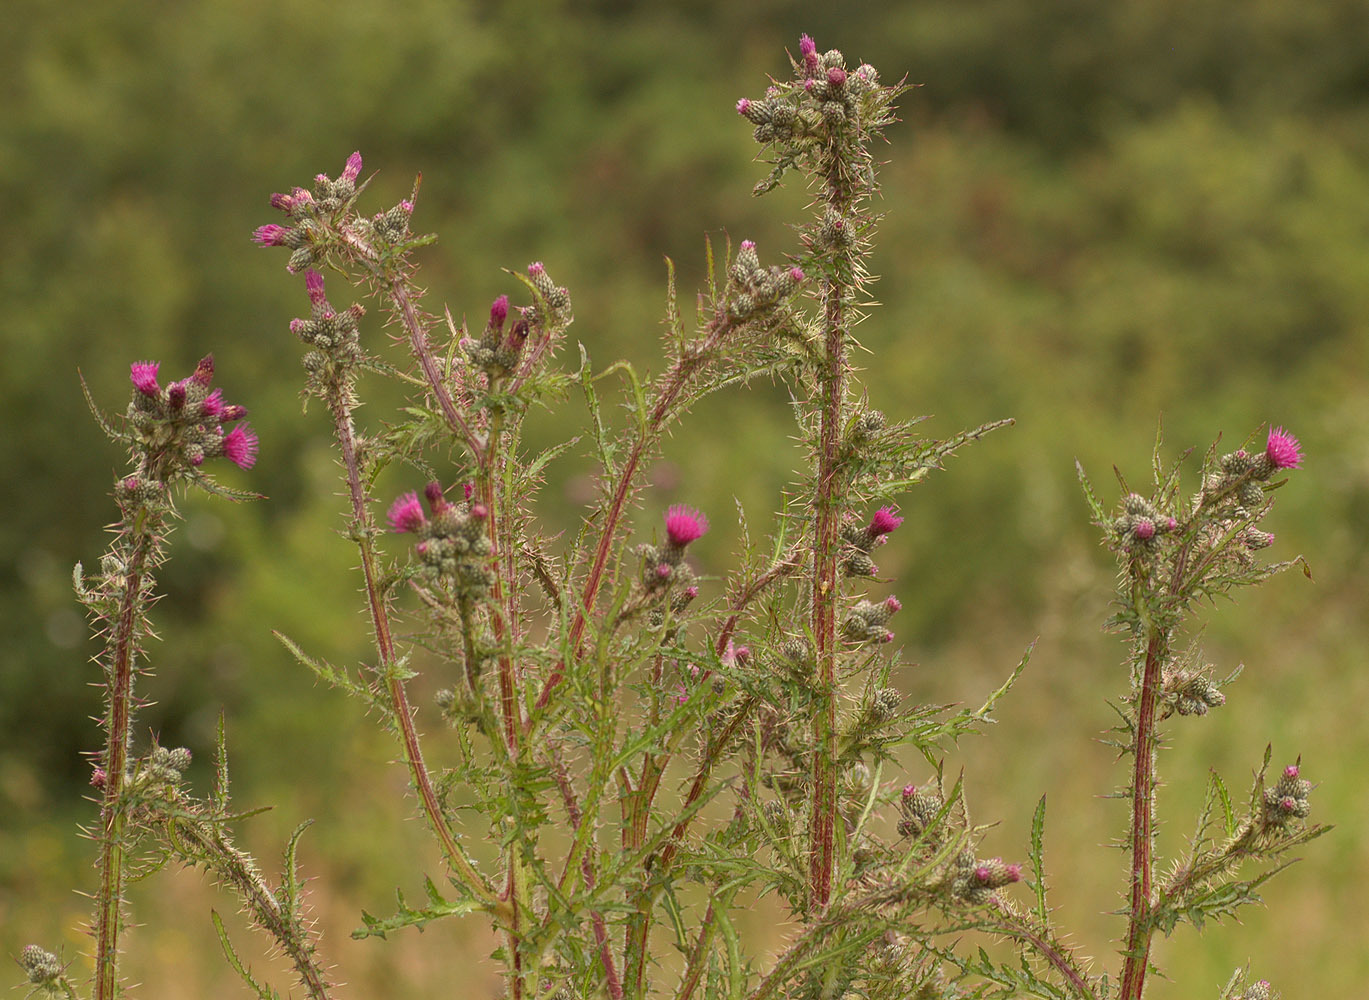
(3, 0), (1366, 996)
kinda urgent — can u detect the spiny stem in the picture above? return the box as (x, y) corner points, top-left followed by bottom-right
(1119, 628), (1166, 1000)
(326, 386), (497, 911)
(93, 510), (158, 1000)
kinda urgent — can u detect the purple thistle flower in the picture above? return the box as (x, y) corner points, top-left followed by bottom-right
(789, 266), (805, 283)
(736, 97), (751, 116)
(867, 506), (903, 538)
(827, 66), (847, 87)
(1134, 519), (1156, 540)
(222, 424), (259, 469)
(341, 151), (363, 184)
(167, 381), (187, 411)
(740, 239), (755, 250)
(490, 294), (509, 329)
(664, 505), (708, 547)
(252, 224), (291, 247)
(388, 492), (426, 533)
(885, 596), (902, 614)
(424, 481), (450, 513)
(305, 269), (328, 309)
(528, 261), (545, 276)
(1265, 426), (1303, 470)
(190, 354), (215, 385)
(130, 361), (161, 396)
(1284, 764), (1300, 780)
(201, 388), (224, 418)
(799, 34), (816, 57)
(219, 403), (247, 422)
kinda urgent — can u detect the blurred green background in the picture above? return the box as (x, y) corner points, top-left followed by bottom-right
(3, 0), (1367, 996)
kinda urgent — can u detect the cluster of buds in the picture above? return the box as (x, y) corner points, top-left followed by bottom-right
(736, 34), (881, 142)
(462, 263), (572, 378)
(389, 482), (494, 601)
(862, 686), (903, 725)
(293, 269), (365, 375)
(125, 356), (258, 477)
(646, 582), (700, 639)
(639, 505), (708, 592)
(725, 240), (806, 320)
(1232, 979), (1276, 1000)
(137, 744), (192, 788)
(950, 852), (1023, 905)
(1112, 492), (1179, 551)
(254, 151), (365, 273)
(841, 595), (901, 646)
(19, 944), (62, 986)
(1160, 665), (1227, 719)
(1261, 763), (1313, 830)
(897, 782), (943, 839)
(841, 506), (903, 577)
(845, 408), (886, 449)
(1203, 427), (1304, 512)
(779, 636), (813, 676)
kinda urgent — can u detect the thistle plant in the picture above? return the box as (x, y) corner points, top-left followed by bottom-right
(23, 35), (1323, 1000)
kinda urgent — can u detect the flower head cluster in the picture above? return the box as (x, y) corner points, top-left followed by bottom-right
(841, 595), (901, 646)
(463, 262), (573, 378)
(124, 355), (257, 478)
(1261, 763), (1313, 831)
(1111, 492), (1179, 553)
(254, 151), (365, 273)
(736, 34), (882, 145)
(1160, 666), (1227, 719)
(292, 269), (366, 376)
(639, 505), (708, 592)
(19, 944), (62, 986)
(951, 853), (1023, 905)
(841, 506), (903, 576)
(388, 482), (494, 601)
(725, 239), (806, 320)
(897, 783), (944, 839)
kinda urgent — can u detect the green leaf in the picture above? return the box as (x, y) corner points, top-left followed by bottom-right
(212, 910), (281, 1000)
(1029, 795), (1049, 923)
(351, 882), (483, 940)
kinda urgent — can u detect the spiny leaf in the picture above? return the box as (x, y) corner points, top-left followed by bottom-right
(212, 910), (281, 1000)
(352, 883), (483, 940)
(1029, 795), (1049, 924)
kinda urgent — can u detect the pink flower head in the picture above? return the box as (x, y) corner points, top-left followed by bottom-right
(736, 97), (751, 116)
(685, 585), (699, 599)
(789, 266), (805, 283)
(1265, 426), (1303, 470)
(341, 151), (363, 184)
(528, 261), (545, 277)
(1280, 796), (1297, 812)
(867, 507), (903, 538)
(424, 481), (450, 513)
(1003, 863), (1023, 882)
(462, 482), (475, 500)
(740, 239), (755, 250)
(130, 361), (161, 396)
(799, 34), (816, 57)
(201, 388), (224, 418)
(655, 562), (673, 581)
(166, 381), (187, 410)
(1166, 516), (1178, 531)
(252, 224), (291, 247)
(305, 269), (328, 308)
(399, 199), (414, 214)
(827, 66), (847, 87)
(664, 504), (708, 547)
(1134, 519), (1156, 541)
(388, 491), (426, 533)
(469, 502), (488, 520)
(885, 596), (902, 614)
(222, 424), (259, 469)
(490, 294), (509, 329)
(674, 683), (689, 705)
(1284, 764), (1300, 780)
(974, 865), (992, 882)
(270, 191), (293, 212)
(901, 783), (916, 800)
(804, 78), (816, 92)
(219, 403), (247, 422)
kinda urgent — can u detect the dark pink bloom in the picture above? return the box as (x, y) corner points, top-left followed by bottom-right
(789, 266), (805, 283)
(885, 596), (902, 614)
(399, 200), (413, 213)
(1284, 764), (1300, 779)
(490, 294), (509, 328)
(868, 507), (903, 537)
(528, 261), (545, 276)
(201, 388), (224, 418)
(827, 66), (847, 87)
(1266, 427), (1303, 470)
(799, 34), (816, 57)
(253, 224), (291, 247)
(222, 424), (259, 469)
(167, 381), (187, 410)
(1134, 519), (1156, 540)
(664, 504), (708, 547)
(740, 239), (755, 250)
(901, 783), (916, 800)
(305, 269), (328, 308)
(1004, 863), (1023, 881)
(219, 403), (247, 422)
(655, 563), (673, 581)
(270, 192), (293, 212)
(388, 492), (426, 533)
(684, 585), (698, 599)
(1166, 516), (1178, 531)
(130, 361), (161, 396)
(341, 151), (363, 184)
(736, 98), (751, 116)
(424, 481), (450, 513)
(469, 502), (488, 520)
